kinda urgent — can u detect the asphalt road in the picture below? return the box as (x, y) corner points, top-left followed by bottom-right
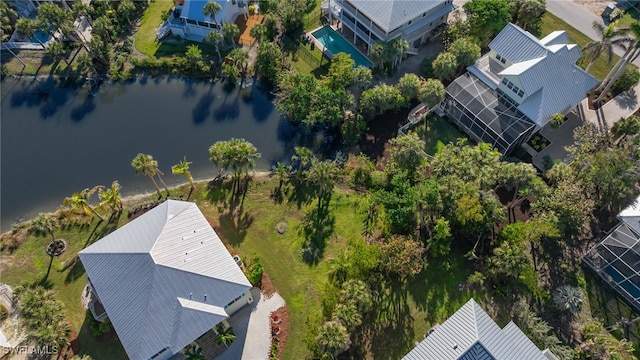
(546, 0), (640, 66)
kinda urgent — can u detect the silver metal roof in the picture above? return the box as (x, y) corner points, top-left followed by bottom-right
(79, 200), (251, 360)
(347, 0), (446, 33)
(403, 299), (552, 360)
(489, 23), (598, 125)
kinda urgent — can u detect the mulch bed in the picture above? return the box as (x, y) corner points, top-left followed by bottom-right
(261, 271), (276, 298)
(271, 306), (290, 360)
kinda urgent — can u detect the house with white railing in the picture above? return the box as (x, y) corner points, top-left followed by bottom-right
(327, 0), (456, 51)
(159, 0), (248, 41)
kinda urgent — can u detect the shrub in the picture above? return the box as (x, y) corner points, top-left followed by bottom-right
(245, 255), (264, 286)
(0, 304), (8, 322)
(89, 316), (112, 337)
(420, 56), (435, 78)
(612, 67), (640, 94)
(549, 113), (565, 128)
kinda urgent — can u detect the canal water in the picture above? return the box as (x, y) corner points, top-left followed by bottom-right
(1, 76), (320, 231)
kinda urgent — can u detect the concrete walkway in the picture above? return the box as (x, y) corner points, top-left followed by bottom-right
(579, 82), (640, 132)
(216, 288), (285, 360)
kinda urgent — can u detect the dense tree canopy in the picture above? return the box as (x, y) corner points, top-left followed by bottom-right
(464, 0), (513, 46)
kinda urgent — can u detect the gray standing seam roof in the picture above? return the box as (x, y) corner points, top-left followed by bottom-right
(79, 200), (251, 360)
(402, 299), (552, 360)
(346, 0), (446, 33)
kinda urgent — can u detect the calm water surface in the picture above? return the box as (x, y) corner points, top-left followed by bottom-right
(1, 76), (316, 231)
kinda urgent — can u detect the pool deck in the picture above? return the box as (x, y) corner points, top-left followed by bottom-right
(307, 23), (372, 68)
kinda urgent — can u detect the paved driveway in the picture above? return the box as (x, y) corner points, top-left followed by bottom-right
(216, 288), (285, 360)
(546, 0), (640, 67)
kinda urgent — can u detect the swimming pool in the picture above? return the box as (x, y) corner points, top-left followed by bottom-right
(30, 30), (51, 44)
(311, 26), (372, 68)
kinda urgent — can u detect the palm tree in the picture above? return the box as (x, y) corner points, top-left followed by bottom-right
(369, 41), (385, 71)
(205, 30), (223, 61)
(215, 326), (236, 348)
(553, 285), (583, 314)
(331, 303), (362, 331)
(31, 213), (57, 241)
(316, 320), (351, 358)
(596, 21), (640, 103)
(63, 187), (105, 222)
(183, 344), (204, 360)
(222, 22), (239, 47)
(291, 146), (315, 172)
(131, 153), (169, 198)
(202, 1), (222, 29)
(339, 279), (373, 312)
(391, 39), (409, 68)
(307, 160), (340, 213)
(98, 181), (123, 215)
(271, 162), (291, 193)
(15, 18), (45, 49)
(583, 21), (630, 72)
(209, 138), (261, 192)
(172, 156), (195, 193)
(249, 23), (266, 44)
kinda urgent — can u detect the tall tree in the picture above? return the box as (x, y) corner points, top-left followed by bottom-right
(172, 156), (195, 193)
(388, 133), (428, 181)
(553, 285), (583, 314)
(316, 321), (351, 358)
(31, 213), (57, 241)
(464, 0), (512, 46)
(117, 0), (136, 27)
(324, 52), (355, 90)
(131, 153), (168, 198)
(63, 187), (105, 221)
(432, 52), (457, 81)
(582, 21), (630, 72)
(98, 181), (123, 215)
(339, 279), (373, 312)
(418, 78), (445, 108)
(222, 22), (239, 47)
(449, 37), (481, 68)
(308, 160), (340, 213)
(254, 41), (281, 82)
(249, 23), (266, 43)
(202, 1), (222, 29)
(208, 138), (261, 190)
(331, 303), (362, 331)
(16, 18), (45, 49)
(509, 0), (546, 31)
(390, 38), (409, 68)
(369, 41), (386, 70)
(397, 73), (422, 100)
(595, 21), (640, 103)
(205, 30), (223, 61)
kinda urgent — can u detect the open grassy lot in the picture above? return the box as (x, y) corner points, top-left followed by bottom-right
(133, 0), (174, 57)
(540, 13), (623, 80)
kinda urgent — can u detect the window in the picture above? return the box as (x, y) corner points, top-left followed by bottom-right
(501, 78), (508, 85)
(496, 54), (502, 61)
(423, 12), (427, 17)
(500, 57), (506, 64)
(512, 86), (520, 94)
(507, 82), (513, 89)
(186, 19), (196, 25)
(408, 20), (412, 25)
(517, 90), (524, 97)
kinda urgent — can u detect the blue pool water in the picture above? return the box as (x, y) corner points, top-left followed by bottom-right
(311, 26), (372, 68)
(31, 30), (51, 44)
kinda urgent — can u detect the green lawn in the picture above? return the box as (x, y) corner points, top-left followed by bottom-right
(133, 0), (174, 57)
(411, 114), (466, 156)
(540, 13), (622, 80)
(303, 0), (323, 32)
(617, 7), (640, 29)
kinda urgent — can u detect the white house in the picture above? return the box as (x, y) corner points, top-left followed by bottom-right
(331, 0), (456, 49)
(163, 0), (248, 41)
(442, 23), (599, 154)
(78, 200), (253, 360)
(403, 299), (557, 360)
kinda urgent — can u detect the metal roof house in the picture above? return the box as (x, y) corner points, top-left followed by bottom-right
(78, 200), (253, 360)
(329, 0), (456, 50)
(583, 195), (640, 314)
(442, 23), (599, 154)
(403, 299), (557, 360)
(161, 0), (248, 41)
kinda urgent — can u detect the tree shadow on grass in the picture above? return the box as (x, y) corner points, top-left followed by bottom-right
(209, 176), (254, 246)
(299, 200), (335, 265)
(64, 255), (86, 284)
(287, 175), (314, 209)
(353, 281), (415, 359)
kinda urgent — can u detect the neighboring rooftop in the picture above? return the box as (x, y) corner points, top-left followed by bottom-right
(618, 194), (640, 235)
(78, 200), (251, 360)
(403, 299), (555, 360)
(346, 0), (445, 33)
(583, 223), (640, 314)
